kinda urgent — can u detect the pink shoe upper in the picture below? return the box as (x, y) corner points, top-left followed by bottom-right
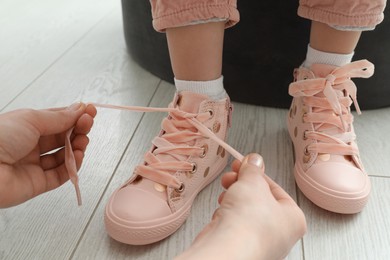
(63, 92), (246, 209)
(106, 91), (235, 222)
(288, 60), (374, 201)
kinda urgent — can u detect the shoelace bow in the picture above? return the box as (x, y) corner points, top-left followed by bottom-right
(65, 103), (244, 206)
(288, 59), (374, 157)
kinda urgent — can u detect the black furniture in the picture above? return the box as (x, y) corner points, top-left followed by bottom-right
(122, 1), (390, 109)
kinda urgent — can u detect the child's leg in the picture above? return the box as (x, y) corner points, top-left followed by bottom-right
(166, 22), (225, 81)
(288, 0), (386, 214)
(105, 0), (240, 245)
(151, 0), (239, 99)
(309, 21), (361, 54)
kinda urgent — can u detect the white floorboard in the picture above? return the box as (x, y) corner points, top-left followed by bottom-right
(299, 176), (390, 260)
(355, 109), (390, 177)
(0, 0), (118, 111)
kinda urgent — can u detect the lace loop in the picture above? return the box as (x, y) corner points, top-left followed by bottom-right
(289, 60), (374, 157)
(64, 101), (243, 205)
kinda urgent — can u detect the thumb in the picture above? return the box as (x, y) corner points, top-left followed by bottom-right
(32, 103), (86, 135)
(238, 153), (265, 183)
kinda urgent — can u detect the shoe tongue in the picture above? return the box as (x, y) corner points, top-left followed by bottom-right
(309, 64), (358, 168)
(176, 91), (209, 113)
(134, 91), (209, 196)
(310, 64), (337, 78)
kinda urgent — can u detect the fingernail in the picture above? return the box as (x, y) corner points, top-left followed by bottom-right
(67, 102), (82, 111)
(247, 154), (263, 168)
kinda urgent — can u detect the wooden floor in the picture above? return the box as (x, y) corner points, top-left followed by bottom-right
(1, 1), (389, 259)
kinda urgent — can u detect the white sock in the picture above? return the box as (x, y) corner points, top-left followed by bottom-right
(303, 45), (354, 68)
(174, 76), (227, 100)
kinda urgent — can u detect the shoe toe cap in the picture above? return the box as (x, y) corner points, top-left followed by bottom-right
(307, 163), (369, 194)
(109, 186), (172, 222)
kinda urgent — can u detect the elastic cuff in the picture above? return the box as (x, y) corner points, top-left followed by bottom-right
(174, 76), (226, 100)
(152, 4), (240, 32)
(330, 25), (375, 31)
(298, 5), (384, 31)
(187, 17), (228, 26)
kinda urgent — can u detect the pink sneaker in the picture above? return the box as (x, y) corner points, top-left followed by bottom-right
(287, 60), (374, 214)
(104, 91), (233, 245)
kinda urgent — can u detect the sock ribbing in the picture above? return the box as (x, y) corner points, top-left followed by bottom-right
(303, 45), (354, 68)
(174, 76), (227, 100)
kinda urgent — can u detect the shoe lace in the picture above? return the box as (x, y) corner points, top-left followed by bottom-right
(288, 60), (374, 157)
(64, 103), (244, 206)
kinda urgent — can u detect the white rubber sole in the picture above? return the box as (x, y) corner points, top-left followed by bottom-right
(294, 163), (371, 214)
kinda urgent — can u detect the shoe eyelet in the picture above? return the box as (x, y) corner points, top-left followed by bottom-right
(207, 109), (214, 118)
(200, 144), (208, 158)
(176, 183), (185, 193)
(303, 146), (311, 163)
(304, 146), (310, 156)
(302, 113), (307, 123)
(191, 162), (197, 173)
(303, 130), (308, 140)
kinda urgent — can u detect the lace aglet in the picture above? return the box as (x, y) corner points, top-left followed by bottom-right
(191, 118), (244, 162)
(75, 185), (82, 206)
(65, 127), (83, 206)
(353, 99), (362, 115)
(70, 177), (82, 206)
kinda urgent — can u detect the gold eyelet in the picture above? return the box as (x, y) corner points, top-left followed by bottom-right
(200, 144), (208, 158)
(303, 130), (308, 140)
(304, 146), (310, 156)
(207, 109), (214, 118)
(191, 162), (197, 173)
(302, 113), (307, 123)
(176, 183), (185, 193)
(303, 146), (311, 163)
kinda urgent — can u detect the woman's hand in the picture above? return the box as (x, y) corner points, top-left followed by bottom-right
(0, 103), (96, 208)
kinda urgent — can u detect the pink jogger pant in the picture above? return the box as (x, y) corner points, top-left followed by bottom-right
(150, 0), (386, 32)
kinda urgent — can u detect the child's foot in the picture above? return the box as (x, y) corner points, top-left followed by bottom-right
(287, 60), (374, 214)
(176, 154), (307, 260)
(105, 91), (233, 245)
